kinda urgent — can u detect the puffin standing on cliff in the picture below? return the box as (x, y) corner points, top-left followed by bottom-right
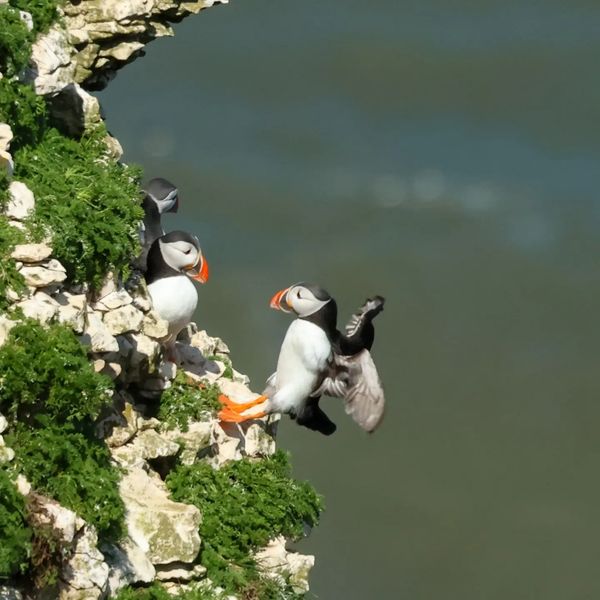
(219, 283), (385, 435)
(145, 230), (209, 361)
(137, 177), (180, 272)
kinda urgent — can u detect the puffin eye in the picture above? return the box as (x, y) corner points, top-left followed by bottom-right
(297, 290), (302, 299)
(183, 248), (191, 255)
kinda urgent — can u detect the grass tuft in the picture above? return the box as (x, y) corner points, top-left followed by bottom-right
(7, 424), (125, 540)
(158, 374), (221, 432)
(166, 451), (322, 597)
(0, 468), (32, 579)
(0, 320), (112, 427)
(14, 126), (144, 288)
(0, 5), (32, 79)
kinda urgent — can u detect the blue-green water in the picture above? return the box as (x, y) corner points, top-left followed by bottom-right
(100, 1), (600, 597)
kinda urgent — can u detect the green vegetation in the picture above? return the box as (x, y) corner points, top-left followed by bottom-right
(158, 374), (221, 432)
(0, 78), (48, 151)
(7, 424), (125, 539)
(166, 451), (322, 597)
(0, 5), (32, 79)
(0, 468), (32, 579)
(0, 320), (112, 427)
(205, 354), (234, 380)
(114, 582), (222, 600)
(14, 126), (144, 288)
(9, 0), (64, 35)
(0, 215), (26, 311)
(0, 320), (125, 540)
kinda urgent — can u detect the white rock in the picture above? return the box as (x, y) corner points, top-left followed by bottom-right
(18, 10), (33, 31)
(59, 525), (109, 599)
(94, 289), (133, 311)
(15, 475), (31, 496)
(130, 429), (180, 461)
(0, 150), (14, 178)
(255, 536), (315, 595)
(141, 309), (170, 339)
(104, 537), (155, 597)
(6, 182), (35, 220)
(0, 123), (13, 153)
(55, 292), (87, 333)
(0, 441), (15, 463)
(155, 562), (207, 582)
(0, 414), (7, 434)
(81, 312), (119, 353)
(30, 27), (74, 96)
(93, 271), (118, 302)
(162, 421), (213, 466)
(15, 296), (58, 324)
(126, 332), (161, 370)
(30, 496), (81, 544)
(103, 304), (144, 335)
(0, 316), (17, 348)
(103, 400), (139, 448)
(119, 468), (202, 565)
(10, 243), (52, 262)
(20, 264), (67, 287)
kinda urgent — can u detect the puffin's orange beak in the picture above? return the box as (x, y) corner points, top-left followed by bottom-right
(270, 287), (292, 312)
(185, 254), (209, 283)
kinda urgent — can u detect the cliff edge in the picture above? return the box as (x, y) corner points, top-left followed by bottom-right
(0, 2), (320, 599)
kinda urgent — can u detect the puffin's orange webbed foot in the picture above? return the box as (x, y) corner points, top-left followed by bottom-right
(218, 394), (267, 414)
(218, 407), (268, 423)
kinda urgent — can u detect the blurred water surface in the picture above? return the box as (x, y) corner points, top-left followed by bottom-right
(100, 1), (600, 598)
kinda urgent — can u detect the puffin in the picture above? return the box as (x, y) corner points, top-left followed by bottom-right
(218, 283), (385, 435)
(137, 177), (179, 272)
(145, 230), (209, 361)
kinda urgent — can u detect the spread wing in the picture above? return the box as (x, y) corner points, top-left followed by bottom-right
(311, 349), (385, 433)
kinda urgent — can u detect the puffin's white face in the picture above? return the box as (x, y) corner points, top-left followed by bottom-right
(270, 283), (331, 317)
(159, 237), (209, 283)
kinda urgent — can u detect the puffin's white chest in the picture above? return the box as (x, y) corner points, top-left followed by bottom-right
(147, 275), (198, 336)
(272, 319), (331, 412)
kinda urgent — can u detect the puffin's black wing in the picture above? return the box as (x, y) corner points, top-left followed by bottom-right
(311, 349), (385, 433)
(339, 296), (385, 354)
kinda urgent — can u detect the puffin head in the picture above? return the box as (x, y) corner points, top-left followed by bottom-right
(144, 177), (179, 214)
(270, 282), (332, 318)
(158, 231), (209, 283)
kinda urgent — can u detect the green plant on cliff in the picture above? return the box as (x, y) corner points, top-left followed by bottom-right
(166, 451), (322, 597)
(6, 424), (125, 540)
(14, 126), (144, 288)
(0, 215), (27, 311)
(9, 0), (64, 35)
(0, 4), (33, 79)
(158, 373), (221, 432)
(0, 320), (112, 426)
(0, 468), (32, 579)
(0, 320), (125, 540)
(114, 582), (222, 600)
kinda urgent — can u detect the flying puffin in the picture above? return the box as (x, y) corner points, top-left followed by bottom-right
(137, 178), (179, 272)
(218, 283), (385, 435)
(145, 230), (209, 361)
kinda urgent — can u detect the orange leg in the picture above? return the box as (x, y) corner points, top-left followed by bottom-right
(218, 407), (268, 423)
(218, 394), (267, 414)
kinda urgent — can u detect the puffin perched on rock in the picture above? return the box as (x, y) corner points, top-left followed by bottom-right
(137, 177), (179, 272)
(145, 230), (209, 361)
(219, 283), (385, 435)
